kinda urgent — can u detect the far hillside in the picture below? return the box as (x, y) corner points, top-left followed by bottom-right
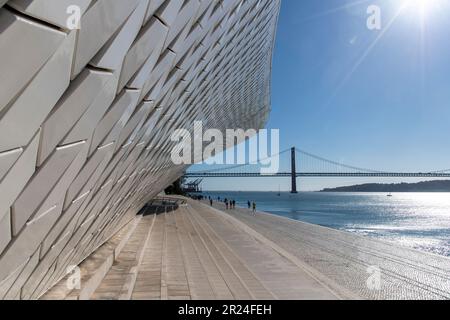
(321, 180), (450, 192)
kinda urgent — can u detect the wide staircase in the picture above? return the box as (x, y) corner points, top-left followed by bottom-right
(92, 204), (276, 300)
(41, 196), (450, 300)
(41, 198), (341, 300)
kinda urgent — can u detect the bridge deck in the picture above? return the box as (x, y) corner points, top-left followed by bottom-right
(185, 147), (450, 179)
(185, 172), (450, 178)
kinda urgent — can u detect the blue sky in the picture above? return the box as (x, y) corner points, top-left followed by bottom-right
(194, 0), (450, 191)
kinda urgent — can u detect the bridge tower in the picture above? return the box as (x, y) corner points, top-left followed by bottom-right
(291, 147), (298, 193)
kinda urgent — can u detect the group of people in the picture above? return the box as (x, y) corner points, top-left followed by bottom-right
(224, 198), (236, 210)
(206, 196), (257, 214)
(247, 200), (257, 214)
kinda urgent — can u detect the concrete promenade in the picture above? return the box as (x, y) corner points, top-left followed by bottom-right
(42, 197), (450, 300)
(90, 199), (340, 300)
(217, 202), (450, 300)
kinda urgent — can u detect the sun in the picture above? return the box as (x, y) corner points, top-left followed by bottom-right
(402, 0), (443, 17)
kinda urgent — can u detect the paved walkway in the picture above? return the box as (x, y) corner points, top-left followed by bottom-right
(89, 198), (450, 300)
(214, 202), (450, 300)
(92, 200), (340, 300)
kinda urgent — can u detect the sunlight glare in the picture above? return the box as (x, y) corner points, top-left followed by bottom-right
(402, 0), (443, 18)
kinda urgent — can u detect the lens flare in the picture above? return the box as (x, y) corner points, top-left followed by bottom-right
(402, 0), (443, 17)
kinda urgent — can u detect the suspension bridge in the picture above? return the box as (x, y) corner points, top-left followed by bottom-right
(184, 147), (450, 193)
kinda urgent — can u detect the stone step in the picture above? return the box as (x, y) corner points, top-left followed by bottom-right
(40, 216), (141, 300)
(187, 206), (275, 300)
(176, 207), (234, 299)
(45, 196), (348, 300)
(91, 214), (155, 300)
(183, 207), (253, 300)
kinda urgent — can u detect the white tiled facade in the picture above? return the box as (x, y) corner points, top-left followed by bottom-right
(0, 0), (280, 299)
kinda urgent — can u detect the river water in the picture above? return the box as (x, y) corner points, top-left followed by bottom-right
(202, 192), (450, 257)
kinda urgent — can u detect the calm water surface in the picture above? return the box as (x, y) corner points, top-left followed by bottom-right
(203, 192), (450, 257)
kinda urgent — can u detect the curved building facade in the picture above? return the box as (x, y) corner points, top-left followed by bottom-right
(0, 0), (280, 299)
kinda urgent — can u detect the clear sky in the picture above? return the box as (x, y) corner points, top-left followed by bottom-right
(193, 0), (450, 191)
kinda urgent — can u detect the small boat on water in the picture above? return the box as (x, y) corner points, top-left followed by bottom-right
(387, 193), (393, 197)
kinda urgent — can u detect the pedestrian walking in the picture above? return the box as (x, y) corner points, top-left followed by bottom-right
(252, 202), (256, 214)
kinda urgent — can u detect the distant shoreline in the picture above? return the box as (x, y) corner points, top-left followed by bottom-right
(202, 190), (450, 193)
(320, 180), (450, 193)
(319, 190), (450, 193)
(202, 181), (450, 193)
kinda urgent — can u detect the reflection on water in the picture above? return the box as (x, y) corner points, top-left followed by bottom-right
(203, 192), (450, 257)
